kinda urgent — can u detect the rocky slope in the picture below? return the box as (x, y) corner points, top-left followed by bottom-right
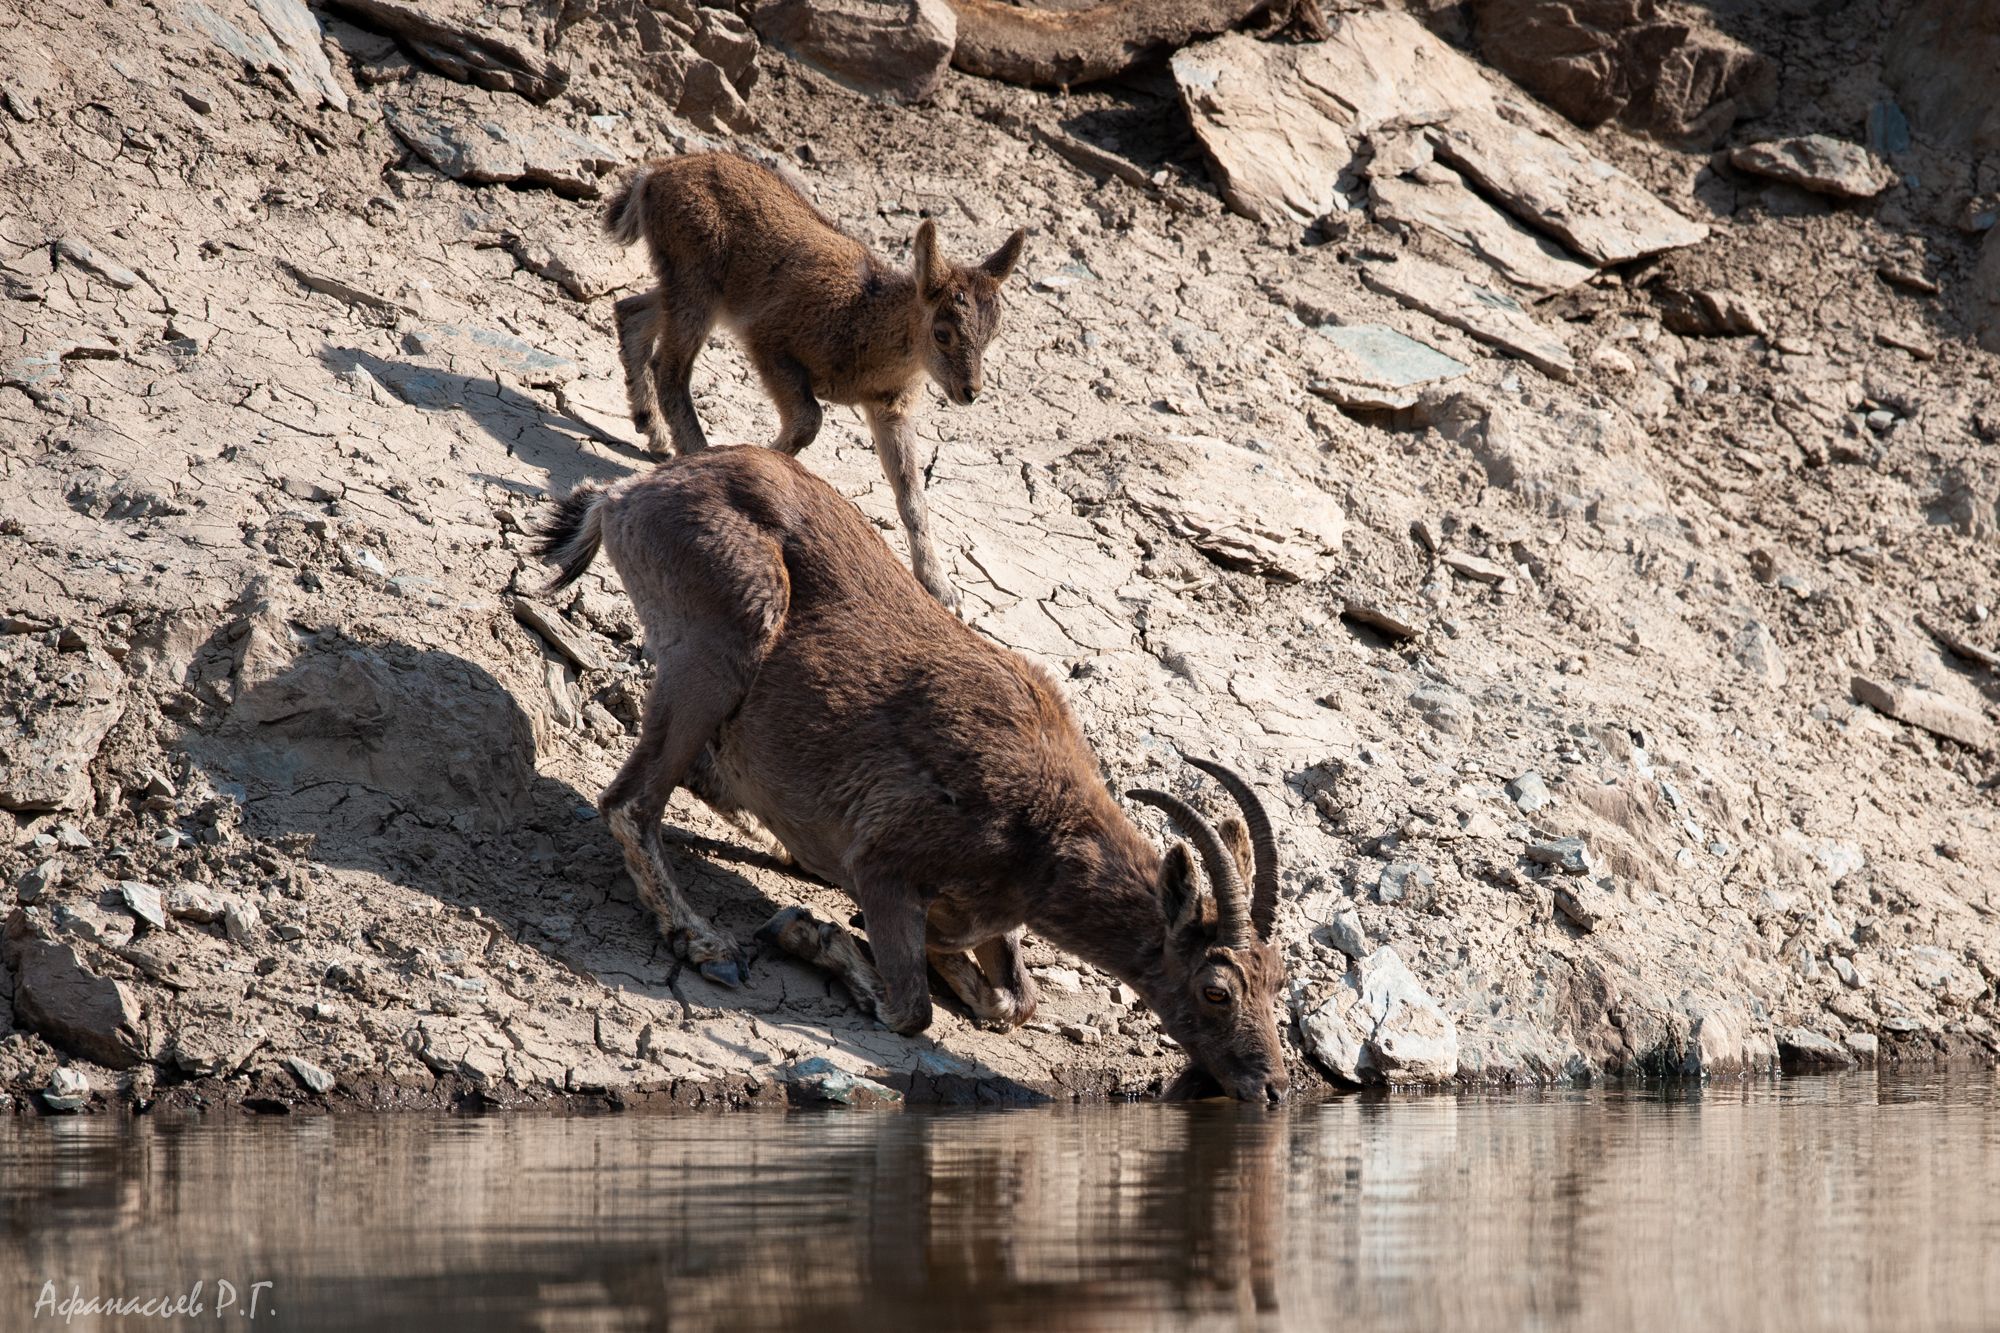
(0, 0), (1994, 1114)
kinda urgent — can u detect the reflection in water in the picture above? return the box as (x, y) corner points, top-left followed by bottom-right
(2, 1073), (1997, 1331)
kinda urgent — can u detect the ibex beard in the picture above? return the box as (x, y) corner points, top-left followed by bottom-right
(535, 446), (1292, 1102)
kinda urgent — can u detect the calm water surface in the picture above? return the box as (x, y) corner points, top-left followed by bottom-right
(3, 1072), (1996, 1331)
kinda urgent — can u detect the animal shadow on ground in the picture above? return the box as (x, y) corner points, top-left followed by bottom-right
(316, 345), (655, 493)
(174, 624), (1041, 1097)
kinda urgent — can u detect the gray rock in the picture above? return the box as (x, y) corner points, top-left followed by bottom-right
(1830, 954), (1865, 989)
(1377, 861), (1434, 903)
(223, 897), (262, 945)
(1526, 836), (1591, 875)
(1551, 879), (1614, 931)
(1777, 1028), (1858, 1070)
(53, 238), (141, 290)
(780, 1055), (902, 1107)
(1326, 905), (1370, 960)
(166, 884), (224, 925)
(1728, 136), (1896, 199)
(383, 87), (618, 199)
(3, 910), (145, 1068)
(1293, 945), (1460, 1084)
(16, 859), (60, 904)
(283, 1055), (337, 1094)
(1844, 1031), (1879, 1063)
(117, 881), (168, 932)
(1505, 771), (1551, 812)
(1731, 619), (1787, 686)
(755, 0), (954, 103)
(1685, 1003), (1778, 1075)
(42, 1066), (91, 1113)
(183, 0), (350, 112)
(1408, 682), (1473, 735)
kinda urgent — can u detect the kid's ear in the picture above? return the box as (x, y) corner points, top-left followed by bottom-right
(982, 228), (1026, 283)
(1219, 817), (1253, 885)
(1160, 842), (1201, 933)
(914, 218), (946, 301)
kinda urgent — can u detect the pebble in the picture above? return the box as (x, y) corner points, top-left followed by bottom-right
(1505, 771), (1551, 813)
(1059, 1022), (1101, 1045)
(55, 822), (91, 849)
(1830, 955), (1865, 989)
(42, 1067), (91, 1113)
(1326, 905), (1371, 959)
(167, 884), (225, 924)
(1526, 836), (1591, 875)
(223, 896), (262, 944)
(1378, 861), (1434, 903)
(117, 880), (168, 931)
(283, 1056), (337, 1095)
(17, 858), (60, 904)
(1865, 409), (1896, 433)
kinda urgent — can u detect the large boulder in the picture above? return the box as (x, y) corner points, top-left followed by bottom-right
(1294, 946), (1460, 1085)
(1469, 0), (1775, 145)
(754, 0), (956, 103)
(3, 910), (146, 1069)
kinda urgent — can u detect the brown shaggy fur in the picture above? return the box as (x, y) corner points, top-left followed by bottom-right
(602, 152), (1025, 611)
(536, 447), (1289, 1101)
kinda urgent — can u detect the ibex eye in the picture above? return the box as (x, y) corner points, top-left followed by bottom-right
(1202, 985), (1229, 1005)
(933, 325), (951, 344)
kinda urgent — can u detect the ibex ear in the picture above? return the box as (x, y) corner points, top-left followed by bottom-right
(1219, 817), (1254, 885)
(981, 228), (1025, 283)
(913, 218), (946, 302)
(1159, 842), (1201, 934)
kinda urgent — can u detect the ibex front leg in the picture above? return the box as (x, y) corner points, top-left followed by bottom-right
(863, 398), (958, 613)
(928, 924), (1038, 1031)
(759, 877), (933, 1035)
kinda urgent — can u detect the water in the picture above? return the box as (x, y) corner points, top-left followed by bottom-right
(3, 1072), (1996, 1331)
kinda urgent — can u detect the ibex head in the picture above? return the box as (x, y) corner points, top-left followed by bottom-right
(1129, 758), (1290, 1104)
(913, 217), (1025, 406)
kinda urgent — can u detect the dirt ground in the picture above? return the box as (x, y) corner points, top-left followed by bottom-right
(1, 0), (1994, 1114)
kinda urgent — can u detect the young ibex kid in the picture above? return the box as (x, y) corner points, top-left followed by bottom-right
(602, 152), (1026, 610)
(536, 446), (1291, 1102)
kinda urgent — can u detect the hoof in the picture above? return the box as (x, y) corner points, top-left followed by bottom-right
(698, 956), (747, 988)
(756, 905), (813, 946)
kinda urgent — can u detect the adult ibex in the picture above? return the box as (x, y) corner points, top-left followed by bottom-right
(603, 152), (1025, 611)
(536, 446), (1290, 1101)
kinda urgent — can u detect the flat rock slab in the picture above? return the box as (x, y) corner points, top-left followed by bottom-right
(1728, 135), (1896, 200)
(1362, 255), (1576, 380)
(325, 0), (567, 101)
(1172, 13), (1706, 269)
(182, 0), (350, 112)
(1126, 445), (1345, 583)
(384, 83), (618, 198)
(1307, 322), (1467, 409)
(1852, 676), (1993, 751)
(1370, 160), (1598, 294)
(754, 0), (956, 103)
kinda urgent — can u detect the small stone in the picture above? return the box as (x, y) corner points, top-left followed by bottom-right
(54, 237), (142, 289)
(1851, 676), (1994, 751)
(223, 896), (262, 945)
(55, 822), (91, 849)
(1830, 954), (1864, 988)
(17, 859), (60, 904)
(1526, 836), (1591, 875)
(1059, 1022), (1101, 1045)
(1377, 861), (1434, 903)
(779, 1056), (901, 1107)
(1844, 1032), (1879, 1062)
(166, 884), (224, 924)
(1440, 550), (1511, 585)
(282, 1056), (337, 1095)
(1551, 881), (1611, 931)
(43, 1066), (92, 1113)
(117, 881), (168, 932)
(1727, 135), (1896, 199)
(1505, 771), (1551, 812)
(1865, 409), (1896, 433)
(1342, 601), (1421, 641)
(1031, 965), (1084, 993)
(1326, 906), (1371, 959)
(1408, 683), (1472, 736)
(273, 922), (306, 942)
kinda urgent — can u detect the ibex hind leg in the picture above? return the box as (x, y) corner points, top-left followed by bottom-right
(650, 281), (720, 456)
(613, 291), (664, 451)
(601, 649), (755, 988)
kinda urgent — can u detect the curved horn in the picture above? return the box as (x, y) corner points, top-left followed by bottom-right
(1127, 788), (1250, 944)
(1187, 757), (1279, 941)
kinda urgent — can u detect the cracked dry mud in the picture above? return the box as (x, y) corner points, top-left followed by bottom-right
(0, 0), (1995, 1114)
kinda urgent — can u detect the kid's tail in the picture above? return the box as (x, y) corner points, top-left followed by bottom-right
(602, 165), (651, 247)
(534, 483), (608, 592)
